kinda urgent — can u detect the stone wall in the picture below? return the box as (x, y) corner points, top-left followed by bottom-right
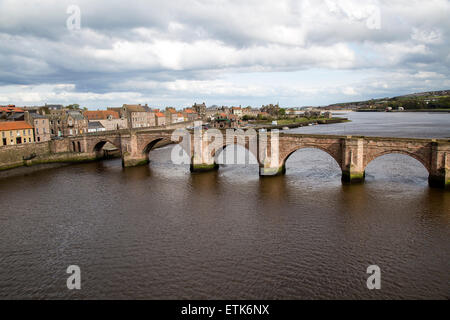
(0, 139), (95, 171)
(0, 141), (51, 170)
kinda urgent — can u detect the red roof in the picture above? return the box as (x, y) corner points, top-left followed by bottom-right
(0, 121), (33, 131)
(84, 110), (119, 120)
(0, 106), (24, 113)
(155, 112), (165, 117)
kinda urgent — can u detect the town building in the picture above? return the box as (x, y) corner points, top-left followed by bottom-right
(122, 104), (155, 128)
(25, 112), (51, 143)
(175, 113), (184, 123)
(84, 110), (127, 131)
(107, 107), (126, 118)
(210, 113), (243, 129)
(48, 110), (88, 137)
(88, 121), (107, 133)
(0, 121), (34, 146)
(193, 102), (207, 119)
(0, 106), (25, 121)
(155, 112), (166, 126)
(183, 108), (199, 121)
(242, 107), (260, 118)
(231, 107), (243, 118)
(165, 108), (178, 124)
(261, 104), (280, 116)
(45, 104), (64, 111)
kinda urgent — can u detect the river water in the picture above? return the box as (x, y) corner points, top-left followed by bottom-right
(0, 112), (449, 299)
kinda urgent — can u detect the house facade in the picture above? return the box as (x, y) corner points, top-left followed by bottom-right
(0, 121), (34, 146)
(155, 112), (166, 126)
(48, 110), (88, 137)
(122, 104), (155, 128)
(84, 110), (128, 131)
(25, 112), (51, 143)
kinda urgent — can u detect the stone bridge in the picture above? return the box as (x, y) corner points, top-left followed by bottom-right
(65, 128), (450, 189)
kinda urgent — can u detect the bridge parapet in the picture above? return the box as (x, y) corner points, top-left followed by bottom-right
(61, 129), (450, 189)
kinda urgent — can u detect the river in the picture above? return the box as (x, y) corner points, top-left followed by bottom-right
(0, 112), (449, 299)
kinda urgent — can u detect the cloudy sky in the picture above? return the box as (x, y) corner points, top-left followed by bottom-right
(0, 0), (449, 109)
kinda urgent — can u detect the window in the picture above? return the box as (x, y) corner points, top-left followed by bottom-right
(36, 128), (39, 134)
(1, 132), (4, 138)
(37, 137), (40, 142)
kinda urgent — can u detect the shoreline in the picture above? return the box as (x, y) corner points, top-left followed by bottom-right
(254, 117), (349, 130)
(356, 109), (450, 113)
(0, 139), (174, 176)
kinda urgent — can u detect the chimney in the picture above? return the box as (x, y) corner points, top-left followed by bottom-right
(24, 111), (31, 124)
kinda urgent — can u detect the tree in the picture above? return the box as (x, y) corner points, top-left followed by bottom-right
(66, 104), (80, 110)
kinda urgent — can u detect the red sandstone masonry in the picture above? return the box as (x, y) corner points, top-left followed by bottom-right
(1, 129), (449, 188)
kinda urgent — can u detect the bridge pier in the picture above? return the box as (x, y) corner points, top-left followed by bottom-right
(429, 143), (449, 189)
(341, 168), (365, 184)
(341, 137), (365, 184)
(259, 164), (286, 176)
(428, 172), (449, 189)
(120, 131), (149, 168)
(122, 153), (149, 167)
(190, 163), (219, 173)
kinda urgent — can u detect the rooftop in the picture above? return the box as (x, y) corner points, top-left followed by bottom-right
(84, 110), (119, 120)
(123, 104), (147, 112)
(88, 121), (105, 129)
(67, 111), (85, 120)
(0, 121), (33, 131)
(0, 106), (24, 113)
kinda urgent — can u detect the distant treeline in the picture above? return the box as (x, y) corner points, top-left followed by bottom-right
(386, 96), (450, 110)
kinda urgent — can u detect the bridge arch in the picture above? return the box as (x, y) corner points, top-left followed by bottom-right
(212, 142), (259, 166)
(142, 137), (175, 154)
(364, 150), (430, 174)
(92, 139), (121, 158)
(281, 145), (342, 169)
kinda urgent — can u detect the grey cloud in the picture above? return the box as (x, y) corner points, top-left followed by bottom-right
(0, 0), (449, 107)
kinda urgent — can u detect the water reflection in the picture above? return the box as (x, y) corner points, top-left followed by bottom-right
(0, 113), (449, 299)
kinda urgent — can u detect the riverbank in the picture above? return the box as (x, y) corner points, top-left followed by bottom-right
(356, 109), (450, 113)
(0, 138), (175, 173)
(255, 117), (349, 130)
